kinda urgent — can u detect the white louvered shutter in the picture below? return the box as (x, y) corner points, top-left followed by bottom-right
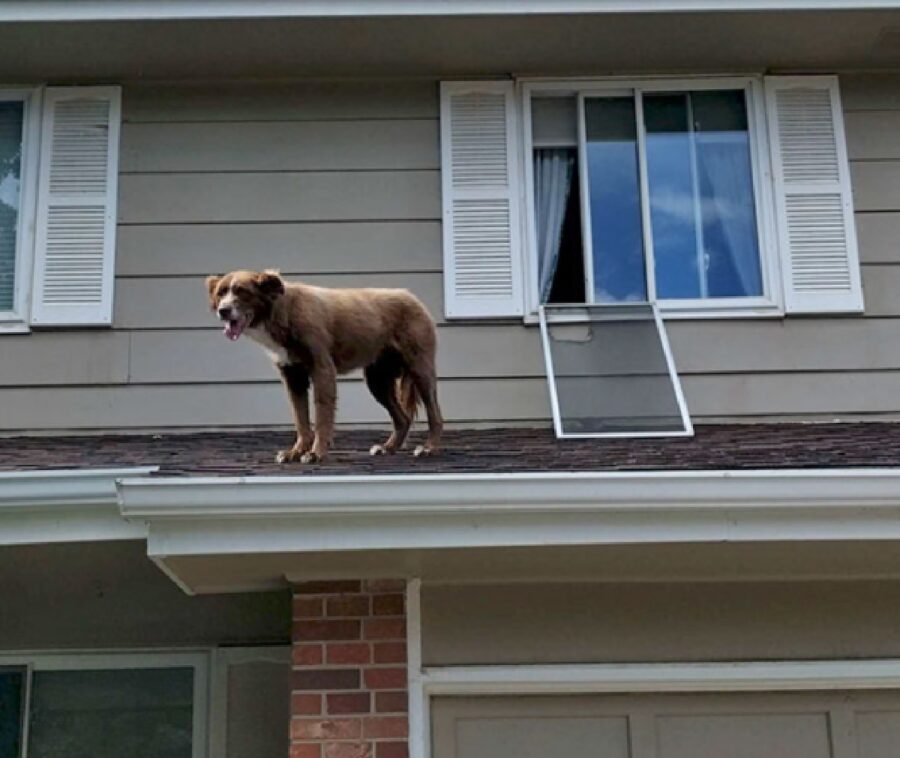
(440, 81), (524, 318)
(765, 76), (863, 314)
(31, 86), (121, 326)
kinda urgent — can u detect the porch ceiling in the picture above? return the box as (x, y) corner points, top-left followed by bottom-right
(2, 10), (900, 82)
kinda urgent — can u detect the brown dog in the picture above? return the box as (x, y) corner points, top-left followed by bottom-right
(206, 270), (443, 463)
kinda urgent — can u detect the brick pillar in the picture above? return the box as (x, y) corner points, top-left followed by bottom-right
(291, 580), (409, 758)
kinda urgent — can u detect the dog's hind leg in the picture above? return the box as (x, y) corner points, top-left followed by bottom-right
(364, 349), (412, 455)
(407, 360), (443, 457)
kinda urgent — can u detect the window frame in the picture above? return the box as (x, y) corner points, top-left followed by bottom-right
(520, 75), (783, 321)
(0, 86), (41, 333)
(0, 650), (209, 758)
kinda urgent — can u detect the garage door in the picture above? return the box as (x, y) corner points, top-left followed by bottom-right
(432, 691), (900, 758)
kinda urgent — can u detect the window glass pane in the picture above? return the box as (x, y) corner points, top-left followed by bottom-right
(584, 97), (647, 303)
(0, 101), (23, 312)
(29, 668), (194, 758)
(644, 89), (762, 300)
(0, 668), (25, 758)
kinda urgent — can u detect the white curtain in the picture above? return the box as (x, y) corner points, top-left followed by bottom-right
(534, 148), (575, 302)
(695, 136), (761, 297)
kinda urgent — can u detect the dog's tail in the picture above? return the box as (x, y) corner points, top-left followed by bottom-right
(396, 373), (420, 422)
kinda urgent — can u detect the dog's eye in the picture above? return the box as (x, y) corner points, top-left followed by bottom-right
(233, 285), (247, 296)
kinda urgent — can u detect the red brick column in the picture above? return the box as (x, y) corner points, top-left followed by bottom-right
(291, 580), (409, 758)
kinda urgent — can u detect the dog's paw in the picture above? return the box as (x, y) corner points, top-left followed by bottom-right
(413, 445), (436, 458)
(300, 451), (323, 464)
(369, 444), (387, 456)
(275, 448), (301, 464)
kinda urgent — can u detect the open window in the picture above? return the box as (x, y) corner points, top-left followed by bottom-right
(525, 78), (779, 318)
(539, 303), (692, 438)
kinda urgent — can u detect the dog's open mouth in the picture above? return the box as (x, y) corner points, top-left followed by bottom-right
(223, 315), (249, 341)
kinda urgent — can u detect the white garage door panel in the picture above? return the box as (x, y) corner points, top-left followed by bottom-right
(457, 717), (628, 758)
(857, 711), (900, 758)
(657, 713), (832, 758)
(433, 692), (900, 758)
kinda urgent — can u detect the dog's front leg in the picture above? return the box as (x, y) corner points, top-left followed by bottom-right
(276, 363), (315, 464)
(305, 357), (338, 463)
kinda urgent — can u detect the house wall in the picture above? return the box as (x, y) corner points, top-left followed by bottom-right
(420, 580), (900, 666)
(2, 73), (900, 431)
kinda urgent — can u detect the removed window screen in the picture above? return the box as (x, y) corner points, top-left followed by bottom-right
(539, 303), (692, 438)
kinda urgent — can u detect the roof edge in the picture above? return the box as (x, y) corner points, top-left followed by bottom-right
(0, 467), (158, 510)
(1, 0), (897, 23)
(117, 468), (900, 519)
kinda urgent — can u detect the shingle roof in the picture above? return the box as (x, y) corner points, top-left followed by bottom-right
(1, 423), (899, 476)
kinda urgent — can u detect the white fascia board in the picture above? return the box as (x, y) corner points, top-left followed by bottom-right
(117, 469), (900, 558)
(0, 467), (157, 545)
(2, 0), (900, 22)
(421, 659), (900, 695)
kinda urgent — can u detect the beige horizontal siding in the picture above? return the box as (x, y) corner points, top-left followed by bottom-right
(850, 161), (900, 212)
(113, 272), (444, 330)
(123, 80), (438, 122)
(0, 333), (129, 386)
(7, 371), (900, 430)
(0, 379), (551, 431)
(5, 74), (900, 432)
(856, 213), (900, 264)
(116, 222), (442, 277)
(118, 170), (440, 224)
(108, 266), (900, 331)
(122, 318), (900, 385)
(839, 73), (900, 112)
(120, 119), (438, 173)
(423, 581), (900, 665)
(4, 316), (900, 389)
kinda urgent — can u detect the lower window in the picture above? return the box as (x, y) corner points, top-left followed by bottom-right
(0, 653), (206, 758)
(528, 77), (774, 314)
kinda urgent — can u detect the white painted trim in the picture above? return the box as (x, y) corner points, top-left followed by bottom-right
(0, 467), (157, 509)
(0, 87), (41, 331)
(0, 467), (156, 545)
(407, 579), (426, 758)
(538, 303), (693, 439)
(118, 468), (900, 562)
(2, 0), (899, 22)
(421, 659), (900, 695)
(440, 80), (524, 319)
(0, 649), (210, 758)
(31, 85), (122, 327)
(208, 646), (291, 758)
(414, 658), (900, 758)
(520, 75), (783, 319)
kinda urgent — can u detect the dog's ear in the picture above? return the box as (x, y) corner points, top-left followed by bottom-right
(256, 270), (285, 298)
(205, 275), (223, 308)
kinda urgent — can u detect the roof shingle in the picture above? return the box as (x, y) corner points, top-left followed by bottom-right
(1, 423), (899, 476)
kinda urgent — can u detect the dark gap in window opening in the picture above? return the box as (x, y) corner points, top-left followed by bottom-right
(546, 165), (584, 304)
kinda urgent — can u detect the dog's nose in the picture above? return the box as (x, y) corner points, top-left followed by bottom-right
(217, 306), (231, 319)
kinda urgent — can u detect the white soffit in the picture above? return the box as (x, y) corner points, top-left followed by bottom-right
(2, 0), (900, 22)
(0, 467), (156, 545)
(117, 469), (900, 559)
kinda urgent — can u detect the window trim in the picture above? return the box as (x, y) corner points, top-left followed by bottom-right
(0, 87), (40, 333)
(0, 650), (209, 758)
(520, 75), (783, 321)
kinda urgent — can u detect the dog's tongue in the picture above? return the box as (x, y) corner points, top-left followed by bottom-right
(224, 319), (245, 341)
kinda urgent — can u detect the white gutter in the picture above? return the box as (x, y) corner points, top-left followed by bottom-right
(0, 467), (157, 545)
(117, 468), (900, 558)
(1, 0), (899, 22)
